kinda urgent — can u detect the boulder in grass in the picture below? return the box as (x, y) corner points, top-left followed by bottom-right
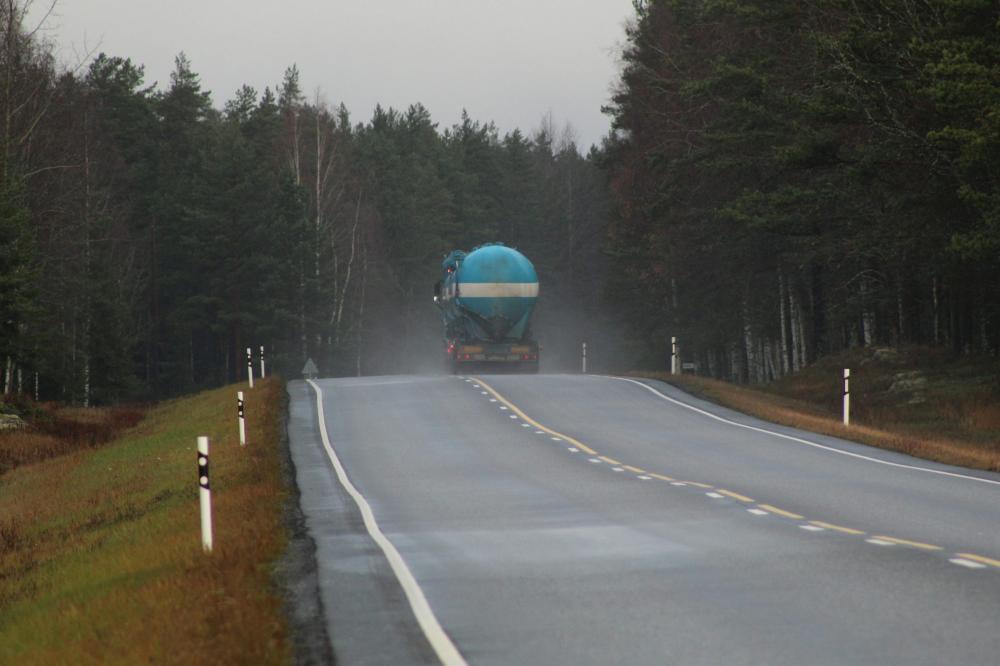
(0, 413), (26, 431)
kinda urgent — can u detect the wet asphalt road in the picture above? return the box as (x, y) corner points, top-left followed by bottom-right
(286, 374), (1000, 665)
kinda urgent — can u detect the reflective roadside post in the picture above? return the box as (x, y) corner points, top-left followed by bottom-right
(843, 368), (851, 426)
(237, 391), (246, 446)
(198, 436), (213, 553)
(246, 347), (254, 389)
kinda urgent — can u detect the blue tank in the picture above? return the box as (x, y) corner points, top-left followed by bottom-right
(435, 243), (539, 343)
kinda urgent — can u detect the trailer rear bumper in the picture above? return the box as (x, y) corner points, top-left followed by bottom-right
(446, 341), (539, 373)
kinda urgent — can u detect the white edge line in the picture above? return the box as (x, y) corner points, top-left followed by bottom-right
(307, 380), (467, 666)
(612, 377), (1000, 487)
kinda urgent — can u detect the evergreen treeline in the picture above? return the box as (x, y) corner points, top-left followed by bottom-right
(604, 0), (1000, 381)
(8, 0), (996, 401)
(0, 4), (610, 403)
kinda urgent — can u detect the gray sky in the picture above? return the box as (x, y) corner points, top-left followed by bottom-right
(33, 0), (634, 149)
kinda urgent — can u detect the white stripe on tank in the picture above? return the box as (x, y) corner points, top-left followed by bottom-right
(459, 282), (539, 297)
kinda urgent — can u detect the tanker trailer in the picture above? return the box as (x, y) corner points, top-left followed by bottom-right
(433, 243), (540, 373)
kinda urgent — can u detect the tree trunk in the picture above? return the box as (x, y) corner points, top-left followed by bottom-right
(356, 226), (368, 377)
(896, 274), (906, 345)
(932, 276), (940, 345)
(861, 277), (875, 347)
(778, 270), (790, 374)
(742, 300), (756, 384)
(83, 101), (92, 407)
(789, 288), (803, 372)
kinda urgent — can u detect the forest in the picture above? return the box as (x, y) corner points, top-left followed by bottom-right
(0, 2), (611, 403)
(604, 0), (1000, 380)
(1, 0), (998, 403)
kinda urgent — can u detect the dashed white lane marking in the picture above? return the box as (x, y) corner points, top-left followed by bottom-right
(535, 430), (544, 434)
(706, 492), (724, 499)
(307, 380), (466, 666)
(489, 398), (497, 403)
(866, 538), (896, 546)
(499, 406), (508, 410)
(509, 414), (518, 419)
(799, 524), (825, 532)
(551, 437), (562, 441)
(521, 423), (531, 428)
(464, 379), (472, 382)
(949, 558), (987, 569)
(473, 384), (480, 388)
(589, 457), (602, 463)
(481, 391), (488, 395)
(614, 377), (1000, 488)
(670, 482), (687, 487)
(637, 475), (652, 480)
(612, 467), (624, 472)
(568, 447), (579, 453)
(748, 509), (769, 516)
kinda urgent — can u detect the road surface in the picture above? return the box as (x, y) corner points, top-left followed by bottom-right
(286, 374), (1000, 665)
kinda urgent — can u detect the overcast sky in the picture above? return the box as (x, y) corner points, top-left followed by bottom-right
(32, 0), (635, 149)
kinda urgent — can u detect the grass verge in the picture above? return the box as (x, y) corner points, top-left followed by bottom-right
(633, 346), (1000, 472)
(0, 378), (291, 664)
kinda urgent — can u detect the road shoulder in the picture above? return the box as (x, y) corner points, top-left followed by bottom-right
(285, 380), (439, 665)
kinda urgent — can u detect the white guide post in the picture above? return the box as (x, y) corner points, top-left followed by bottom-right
(246, 346), (254, 389)
(259, 345), (266, 379)
(843, 368), (851, 426)
(671, 337), (678, 375)
(237, 391), (246, 446)
(582, 342), (588, 374)
(197, 436), (213, 553)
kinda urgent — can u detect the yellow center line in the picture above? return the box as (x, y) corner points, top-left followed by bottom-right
(955, 553), (1000, 568)
(469, 376), (983, 570)
(717, 489), (754, 503)
(809, 521), (865, 535)
(871, 536), (942, 551)
(757, 504), (804, 520)
(473, 377), (598, 455)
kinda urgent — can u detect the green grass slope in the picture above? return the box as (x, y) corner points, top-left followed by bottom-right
(0, 378), (290, 664)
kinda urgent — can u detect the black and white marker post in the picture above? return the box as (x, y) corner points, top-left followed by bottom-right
(237, 391), (246, 446)
(843, 368), (851, 426)
(197, 436), (213, 553)
(582, 342), (588, 374)
(246, 346), (254, 389)
(671, 337), (678, 375)
(259, 345), (266, 379)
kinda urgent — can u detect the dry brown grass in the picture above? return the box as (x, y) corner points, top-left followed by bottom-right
(633, 367), (1000, 472)
(0, 402), (146, 475)
(0, 378), (291, 664)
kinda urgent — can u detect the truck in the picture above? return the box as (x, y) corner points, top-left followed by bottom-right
(433, 243), (540, 373)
